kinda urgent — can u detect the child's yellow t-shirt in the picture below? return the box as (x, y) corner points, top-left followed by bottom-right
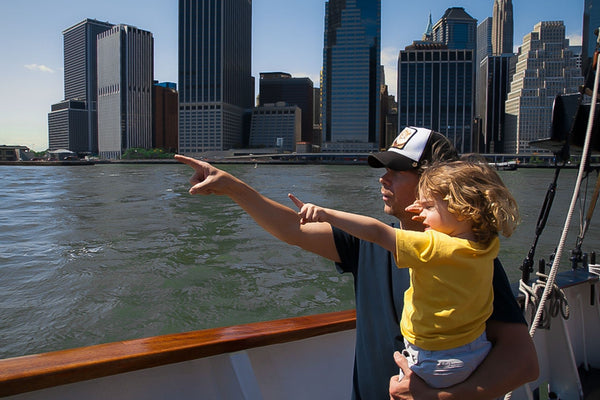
(395, 229), (499, 351)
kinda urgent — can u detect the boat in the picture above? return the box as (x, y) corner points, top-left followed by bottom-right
(490, 160), (518, 171)
(0, 137), (599, 396)
(1, 101), (599, 400)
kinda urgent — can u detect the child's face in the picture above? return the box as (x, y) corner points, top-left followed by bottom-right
(406, 194), (473, 239)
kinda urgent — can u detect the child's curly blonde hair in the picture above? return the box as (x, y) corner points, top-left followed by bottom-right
(417, 160), (520, 244)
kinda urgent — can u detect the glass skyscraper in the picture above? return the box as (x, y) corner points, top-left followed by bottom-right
(477, 54), (515, 153)
(398, 43), (475, 153)
(63, 20), (114, 102)
(48, 19), (113, 154)
(400, 8), (476, 153)
(321, 0), (381, 152)
(178, 0), (253, 154)
(477, 17), (493, 67)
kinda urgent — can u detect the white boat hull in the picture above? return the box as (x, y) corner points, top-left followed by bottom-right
(3, 330), (355, 400)
(510, 269), (600, 400)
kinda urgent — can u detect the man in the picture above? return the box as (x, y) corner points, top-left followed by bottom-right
(175, 126), (538, 399)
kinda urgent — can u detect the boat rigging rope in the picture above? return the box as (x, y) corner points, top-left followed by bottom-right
(505, 39), (600, 400)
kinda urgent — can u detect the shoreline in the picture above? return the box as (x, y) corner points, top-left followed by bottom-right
(0, 160), (96, 166)
(0, 159), (590, 168)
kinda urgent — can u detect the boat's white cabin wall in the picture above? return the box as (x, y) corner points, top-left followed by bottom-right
(511, 279), (600, 400)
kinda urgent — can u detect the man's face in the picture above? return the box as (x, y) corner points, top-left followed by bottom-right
(378, 168), (422, 230)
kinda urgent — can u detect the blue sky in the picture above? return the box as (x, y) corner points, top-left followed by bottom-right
(0, 0), (584, 151)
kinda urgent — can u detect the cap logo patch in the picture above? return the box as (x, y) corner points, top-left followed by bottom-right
(391, 127), (417, 150)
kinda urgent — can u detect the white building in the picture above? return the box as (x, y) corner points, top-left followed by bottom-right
(97, 25), (154, 159)
(504, 21), (583, 154)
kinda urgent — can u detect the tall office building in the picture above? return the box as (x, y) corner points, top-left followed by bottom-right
(322, 0), (381, 152)
(178, 0), (253, 155)
(475, 0), (515, 153)
(97, 25), (154, 159)
(404, 8), (475, 152)
(582, 0), (600, 79)
(477, 54), (516, 153)
(477, 17), (493, 66)
(258, 72), (314, 144)
(474, 17), (493, 153)
(398, 42), (475, 153)
(432, 7), (477, 51)
(505, 21), (584, 154)
(492, 0), (514, 55)
(48, 19), (113, 153)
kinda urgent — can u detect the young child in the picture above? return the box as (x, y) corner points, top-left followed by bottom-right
(289, 160), (520, 388)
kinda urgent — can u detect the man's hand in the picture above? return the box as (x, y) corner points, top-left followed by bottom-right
(390, 351), (414, 400)
(175, 155), (232, 196)
(390, 351), (438, 400)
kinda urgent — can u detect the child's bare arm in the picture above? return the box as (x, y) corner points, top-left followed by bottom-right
(289, 194), (396, 253)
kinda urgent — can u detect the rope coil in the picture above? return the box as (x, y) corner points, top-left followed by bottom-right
(519, 273), (570, 329)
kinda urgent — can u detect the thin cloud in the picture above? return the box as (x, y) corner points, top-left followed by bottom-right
(381, 47), (399, 97)
(567, 33), (582, 46)
(24, 64), (55, 73)
(381, 46), (399, 66)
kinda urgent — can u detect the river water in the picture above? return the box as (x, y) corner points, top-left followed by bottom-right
(0, 163), (598, 359)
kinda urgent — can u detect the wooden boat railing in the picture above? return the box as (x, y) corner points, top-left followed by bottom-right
(0, 309), (356, 397)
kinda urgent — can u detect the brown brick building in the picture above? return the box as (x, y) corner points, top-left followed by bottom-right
(153, 82), (179, 153)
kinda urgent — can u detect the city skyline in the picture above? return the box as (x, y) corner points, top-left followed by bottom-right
(0, 0), (585, 151)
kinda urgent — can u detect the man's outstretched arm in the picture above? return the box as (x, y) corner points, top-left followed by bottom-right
(175, 155), (342, 262)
